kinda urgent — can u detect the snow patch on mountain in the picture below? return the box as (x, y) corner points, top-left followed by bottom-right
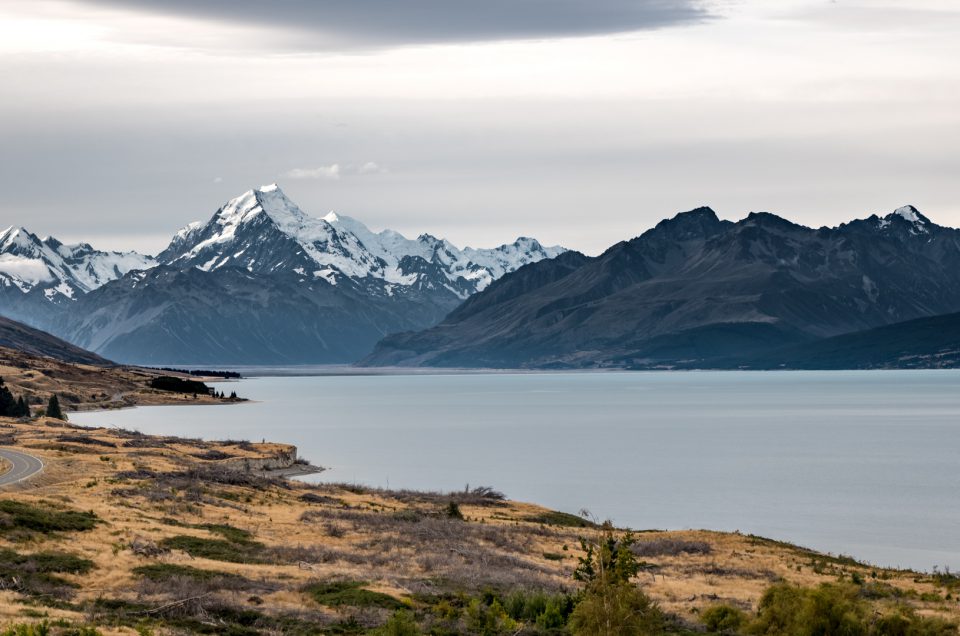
(885, 205), (929, 234)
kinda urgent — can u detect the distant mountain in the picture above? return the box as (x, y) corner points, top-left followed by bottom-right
(0, 184), (564, 364)
(0, 315), (109, 365)
(0, 226), (155, 325)
(363, 205), (960, 368)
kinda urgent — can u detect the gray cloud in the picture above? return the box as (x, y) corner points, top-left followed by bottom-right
(77, 0), (711, 49)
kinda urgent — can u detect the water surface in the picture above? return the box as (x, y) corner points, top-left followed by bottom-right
(73, 370), (960, 572)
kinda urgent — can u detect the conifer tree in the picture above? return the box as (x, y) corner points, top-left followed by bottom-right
(0, 378), (16, 417)
(46, 394), (65, 420)
(15, 396), (29, 418)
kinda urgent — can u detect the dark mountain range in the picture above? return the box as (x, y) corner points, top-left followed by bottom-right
(363, 205), (960, 368)
(0, 315), (109, 366)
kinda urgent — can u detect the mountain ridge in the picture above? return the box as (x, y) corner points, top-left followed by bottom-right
(362, 203), (960, 369)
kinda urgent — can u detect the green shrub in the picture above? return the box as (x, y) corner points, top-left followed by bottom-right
(525, 510), (594, 528)
(0, 548), (94, 601)
(568, 582), (663, 636)
(304, 581), (405, 610)
(465, 598), (518, 634)
(745, 582), (958, 636)
(702, 604), (748, 634)
(132, 563), (238, 582)
(873, 607), (957, 636)
(0, 622), (53, 636)
(158, 535), (266, 564)
(0, 500), (98, 535)
(194, 523), (254, 543)
(376, 610), (422, 635)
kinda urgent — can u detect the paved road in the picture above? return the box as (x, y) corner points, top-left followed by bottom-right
(0, 448), (44, 487)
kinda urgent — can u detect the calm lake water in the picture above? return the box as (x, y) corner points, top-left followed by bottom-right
(72, 370), (960, 572)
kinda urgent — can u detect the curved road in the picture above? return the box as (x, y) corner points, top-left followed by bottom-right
(0, 448), (44, 487)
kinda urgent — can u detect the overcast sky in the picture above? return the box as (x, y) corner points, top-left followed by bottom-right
(1, 0), (958, 255)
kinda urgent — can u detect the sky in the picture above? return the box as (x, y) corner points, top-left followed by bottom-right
(0, 0), (958, 255)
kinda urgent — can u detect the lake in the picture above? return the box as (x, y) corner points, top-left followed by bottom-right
(72, 370), (960, 573)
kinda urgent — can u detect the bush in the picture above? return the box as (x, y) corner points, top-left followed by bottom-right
(304, 581), (405, 610)
(0, 500), (98, 535)
(526, 510), (595, 528)
(702, 604), (748, 634)
(158, 535), (266, 564)
(569, 582), (663, 636)
(132, 563), (239, 583)
(746, 582), (958, 636)
(0, 547), (95, 600)
(376, 610), (422, 635)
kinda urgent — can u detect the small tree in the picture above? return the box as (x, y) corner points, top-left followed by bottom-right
(46, 394), (66, 420)
(569, 520), (663, 636)
(0, 377), (16, 417)
(15, 396), (29, 418)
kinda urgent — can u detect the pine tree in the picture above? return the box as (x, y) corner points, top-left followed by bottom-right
(0, 377), (16, 417)
(15, 396), (29, 418)
(46, 394), (65, 420)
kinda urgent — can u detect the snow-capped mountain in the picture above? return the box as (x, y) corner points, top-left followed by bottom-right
(0, 226), (155, 301)
(0, 184), (566, 364)
(158, 184), (565, 298)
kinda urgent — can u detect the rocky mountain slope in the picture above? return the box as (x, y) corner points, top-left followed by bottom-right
(363, 205), (960, 368)
(0, 185), (564, 364)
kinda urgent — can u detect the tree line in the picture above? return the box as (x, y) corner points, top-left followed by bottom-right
(0, 377), (65, 420)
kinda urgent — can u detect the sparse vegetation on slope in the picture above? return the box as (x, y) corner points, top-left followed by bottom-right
(0, 413), (958, 634)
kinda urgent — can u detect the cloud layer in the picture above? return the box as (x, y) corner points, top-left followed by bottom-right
(77, 0), (710, 49)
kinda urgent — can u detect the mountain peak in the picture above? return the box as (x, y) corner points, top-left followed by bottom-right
(645, 205), (727, 241)
(881, 205), (931, 234)
(0, 226), (38, 250)
(893, 204), (918, 217)
(159, 185), (566, 295)
(890, 205), (927, 224)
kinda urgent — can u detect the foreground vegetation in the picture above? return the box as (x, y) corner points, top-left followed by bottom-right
(1, 416), (958, 634)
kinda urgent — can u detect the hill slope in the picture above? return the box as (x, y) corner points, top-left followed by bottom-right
(742, 311), (960, 370)
(0, 315), (109, 365)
